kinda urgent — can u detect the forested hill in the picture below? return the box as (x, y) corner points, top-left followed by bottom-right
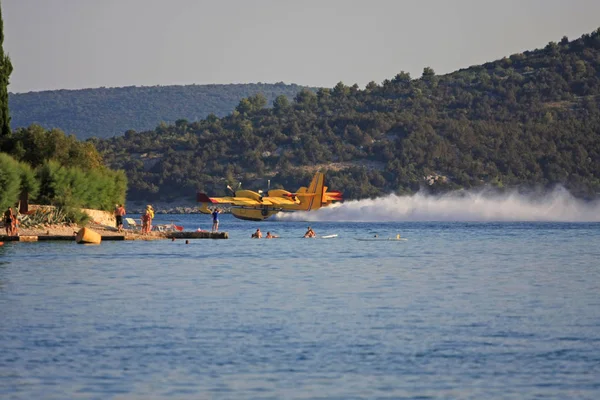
(9, 83), (312, 139)
(95, 29), (600, 202)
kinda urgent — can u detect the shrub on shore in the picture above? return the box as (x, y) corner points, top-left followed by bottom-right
(0, 154), (126, 217)
(0, 153), (39, 211)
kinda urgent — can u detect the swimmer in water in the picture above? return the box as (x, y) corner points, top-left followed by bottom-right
(251, 228), (262, 238)
(303, 226), (316, 238)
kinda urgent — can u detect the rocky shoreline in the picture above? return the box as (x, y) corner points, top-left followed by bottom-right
(127, 200), (195, 215)
(14, 222), (166, 240)
(2, 222), (228, 242)
(126, 201), (228, 215)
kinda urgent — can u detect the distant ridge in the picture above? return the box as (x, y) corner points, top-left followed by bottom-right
(8, 83), (314, 139)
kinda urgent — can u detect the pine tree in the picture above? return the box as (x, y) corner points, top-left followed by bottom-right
(0, 1), (13, 137)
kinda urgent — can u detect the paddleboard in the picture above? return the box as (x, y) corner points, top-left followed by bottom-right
(321, 234), (338, 239)
(354, 237), (408, 241)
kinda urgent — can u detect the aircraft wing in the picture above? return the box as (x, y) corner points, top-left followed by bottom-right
(261, 196), (299, 206)
(197, 193), (299, 207)
(197, 193), (261, 206)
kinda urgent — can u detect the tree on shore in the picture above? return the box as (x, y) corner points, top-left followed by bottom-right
(0, 2), (127, 217)
(0, 1), (13, 137)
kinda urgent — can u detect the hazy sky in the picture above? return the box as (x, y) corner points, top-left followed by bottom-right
(3, 0), (600, 93)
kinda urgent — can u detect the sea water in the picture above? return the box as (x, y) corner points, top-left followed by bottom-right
(1, 214), (600, 399)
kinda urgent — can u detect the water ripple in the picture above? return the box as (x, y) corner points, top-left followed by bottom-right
(1, 217), (599, 399)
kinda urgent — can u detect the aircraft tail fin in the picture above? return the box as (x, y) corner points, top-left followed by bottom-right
(297, 172), (325, 211)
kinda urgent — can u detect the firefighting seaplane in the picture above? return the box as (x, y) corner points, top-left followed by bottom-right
(196, 172), (343, 221)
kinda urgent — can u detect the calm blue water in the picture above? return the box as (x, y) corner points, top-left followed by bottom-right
(1, 214), (600, 399)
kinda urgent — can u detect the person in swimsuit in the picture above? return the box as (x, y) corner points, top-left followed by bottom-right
(212, 208), (220, 232)
(266, 231), (279, 239)
(141, 206), (153, 235)
(4, 207), (13, 236)
(115, 204), (126, 232)
(11, 211), (18, 236)
(145, 205), (154, 234)
(251, 228), (262, 238)
(303, 226), (316, 238)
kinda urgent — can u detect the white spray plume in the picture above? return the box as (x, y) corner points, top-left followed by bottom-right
(276, 187), (600, 222)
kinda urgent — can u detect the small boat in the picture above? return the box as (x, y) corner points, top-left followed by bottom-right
(75, 227), (101, 244)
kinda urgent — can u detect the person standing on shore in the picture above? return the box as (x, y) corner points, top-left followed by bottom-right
(3, 207), (13, 236)
(12, 210), (19, 236)
(144, 205), (154, 234)
(212, 208), (220, 232)
(115, 204), (126, 233)
(141, 211), (150, 235)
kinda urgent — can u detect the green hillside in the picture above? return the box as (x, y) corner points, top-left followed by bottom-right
(9, 83), (312, 139)
(96, 29), (600, 201)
